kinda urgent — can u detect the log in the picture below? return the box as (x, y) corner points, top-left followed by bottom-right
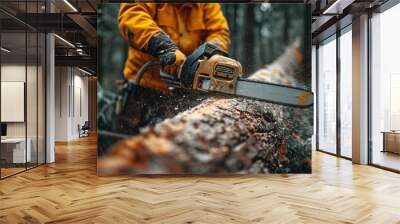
(98, 42), (312, 175)
(249, 39), (308, 88)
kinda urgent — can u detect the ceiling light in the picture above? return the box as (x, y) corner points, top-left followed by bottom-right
(76, 48), (88, 56)
(63, 0), (78, 12)
(323, 0), (341, 14)
(78, 67), (93, 76)
(54, 34), (75, 48)
(1, 47), (11, 53)
(322, 0), (354, 15)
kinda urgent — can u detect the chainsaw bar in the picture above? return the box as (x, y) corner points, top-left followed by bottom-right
(200, 78), (313, 108)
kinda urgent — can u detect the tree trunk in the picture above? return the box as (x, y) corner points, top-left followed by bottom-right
(233, 5), (239, 58)
(283, 9), (290, 46)
(242, 4), (255, 74)
(98, 44), (312, 175)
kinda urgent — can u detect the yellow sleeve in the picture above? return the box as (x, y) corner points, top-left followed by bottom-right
(118, 3), (162, 50)
(203, 3), (231, 52)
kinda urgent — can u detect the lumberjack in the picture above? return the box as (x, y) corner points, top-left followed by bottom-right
(117, 2), (312, 115)
(118, 3), (230, 92)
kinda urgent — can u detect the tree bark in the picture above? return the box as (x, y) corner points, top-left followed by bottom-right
(98, 43), (312, 175)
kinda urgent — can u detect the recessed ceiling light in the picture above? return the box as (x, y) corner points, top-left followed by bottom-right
(1, 47), (11, 53)
(78, 67), (93, 76)
(322, 0), (354, 15)
(54, 34), (75, 48)
(63, 0), (78, 12)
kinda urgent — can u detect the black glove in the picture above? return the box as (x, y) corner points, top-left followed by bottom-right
(146, 32), (186, 76)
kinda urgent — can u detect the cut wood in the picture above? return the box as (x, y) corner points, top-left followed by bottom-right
(98, 42), (312, 174)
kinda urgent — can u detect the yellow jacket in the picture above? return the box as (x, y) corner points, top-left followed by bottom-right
(118, 3), (230, 91)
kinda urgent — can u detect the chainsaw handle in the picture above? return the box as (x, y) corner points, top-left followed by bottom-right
(115, 59), (160, 115)
(135, 43), (227, 88)
(135, 59), (161, 85)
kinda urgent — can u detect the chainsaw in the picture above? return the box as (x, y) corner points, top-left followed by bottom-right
(116, 43), (313, 115)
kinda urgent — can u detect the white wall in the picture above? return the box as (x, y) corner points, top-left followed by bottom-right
(1, 63), (46, 164)
(72, 72), (89, 138)
(1, 65), (26, 140)
(1, 65), (39, 138)
(55, 67), (69, 141)
(54, 67), (89, 141)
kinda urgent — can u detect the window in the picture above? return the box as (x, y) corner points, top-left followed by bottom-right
(339, 28), (352, 158)
(370, 3), (400, 171)
(317, 36), (337, 154)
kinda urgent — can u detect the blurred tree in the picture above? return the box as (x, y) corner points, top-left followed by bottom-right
(98, 3), (127, 93)
(243, 4), (255, 74)
(98, 3), (127, 154)
(221, 3), (310, 84)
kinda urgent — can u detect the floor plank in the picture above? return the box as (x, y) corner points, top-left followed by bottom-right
(0, 135), (399, 224)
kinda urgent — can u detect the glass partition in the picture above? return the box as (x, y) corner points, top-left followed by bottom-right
(0, 0), (46, 179)
(1, 30), (28, 177)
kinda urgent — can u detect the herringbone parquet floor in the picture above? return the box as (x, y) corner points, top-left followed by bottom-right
(1, 135), (400, 224)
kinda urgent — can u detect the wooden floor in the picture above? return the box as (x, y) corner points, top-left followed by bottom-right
(372, 150), (400, 171)
(0, 135), (400, 223)
(1, 167), (26, 178)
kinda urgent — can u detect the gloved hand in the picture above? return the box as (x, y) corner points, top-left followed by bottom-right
(159, 49), (186, 76)
(145, 32), (186, 77)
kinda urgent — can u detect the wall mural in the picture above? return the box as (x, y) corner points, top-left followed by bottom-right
(97, 3), (313, 175)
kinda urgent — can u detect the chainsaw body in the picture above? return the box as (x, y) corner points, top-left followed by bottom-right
(193, 54), (242, 95)
(160, 42), (243, 96)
